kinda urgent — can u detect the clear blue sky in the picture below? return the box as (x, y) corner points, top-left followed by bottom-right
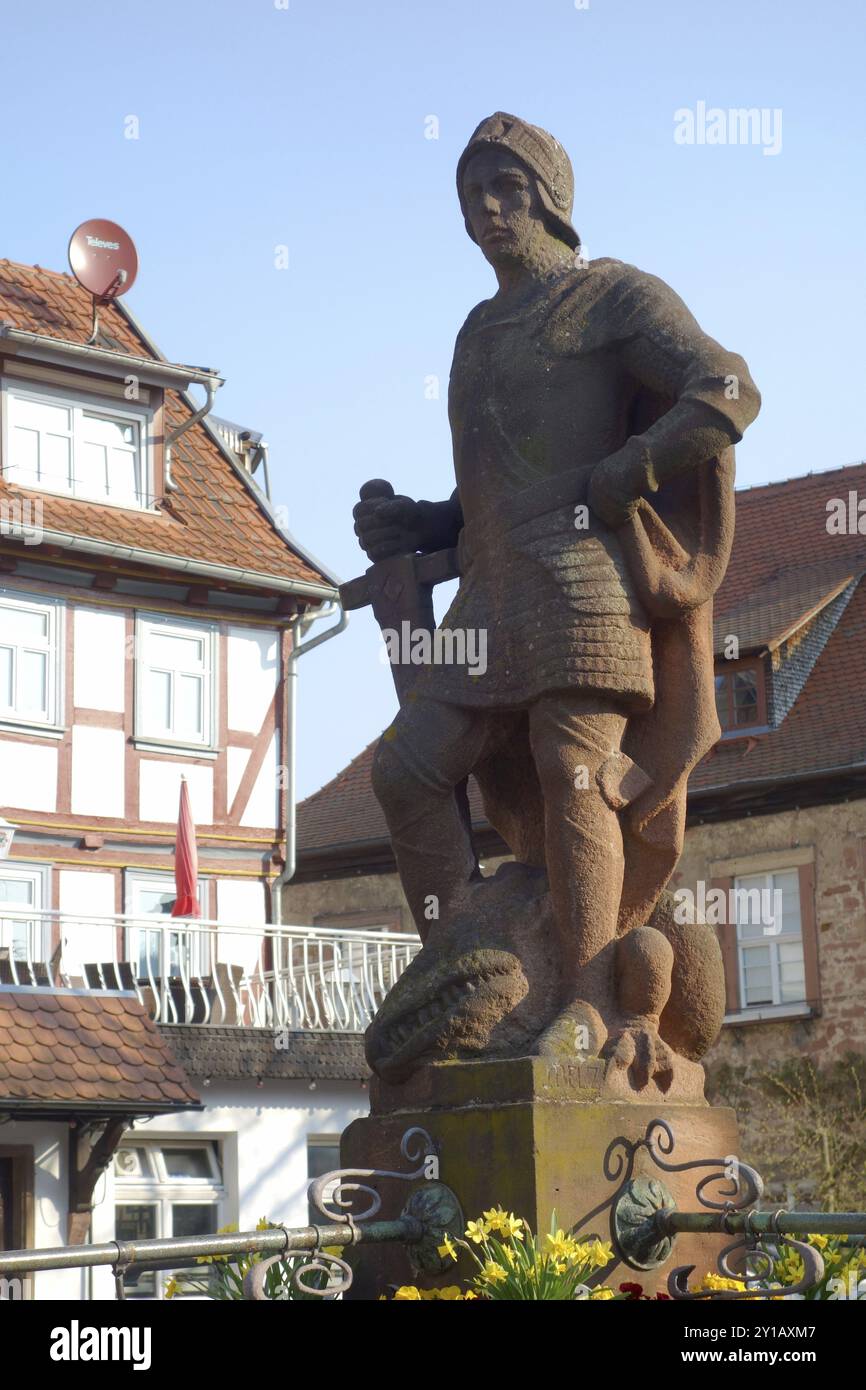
(4, 0), (864, 798)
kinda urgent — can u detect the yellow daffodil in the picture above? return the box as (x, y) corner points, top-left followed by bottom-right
(775, 1253), (805, 1284)
(481, 1261), (507, 1284)
(590, 1287), (615, 1299)
(807, 1233), (829, 1251)
(438, 1285), (463, 1300)
(465, 1219), (490, 1244)
(699, 1273), (746, 1292)
(483, 1207), (507, 1232)
(544, 1230), (571, 1260)
(437, 1235), (458, 1261)
(585, 1239), (614, 1269)
(499, 1213), (526, 1240)
(393, 1285), (423, 1300)
(165, 1277), (178, 1299)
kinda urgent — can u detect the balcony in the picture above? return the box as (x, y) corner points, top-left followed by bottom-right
(0, 907), (419, 1033)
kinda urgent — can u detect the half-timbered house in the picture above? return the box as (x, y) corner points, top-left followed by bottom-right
(0, 256), (402, 1298)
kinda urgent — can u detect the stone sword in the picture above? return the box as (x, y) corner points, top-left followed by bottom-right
(339, 479), (459, 703)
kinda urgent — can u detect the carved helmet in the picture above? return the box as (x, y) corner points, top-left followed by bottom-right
(456, 112), (580, 252)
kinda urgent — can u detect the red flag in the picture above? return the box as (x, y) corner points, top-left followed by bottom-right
(172, 776), (200, 917)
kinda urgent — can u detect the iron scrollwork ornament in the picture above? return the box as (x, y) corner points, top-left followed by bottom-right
(307, 1125), (439, 1224)
(245, 1126), (462, 1299)
(608, 1117), (824, 1299)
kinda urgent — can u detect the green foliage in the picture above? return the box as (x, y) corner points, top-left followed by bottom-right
(390, 1207), (622, 1301)
(708, 1053), (866, 1211)
(768, 1235), (866, 1301)
(164, 1220), (334, 1301)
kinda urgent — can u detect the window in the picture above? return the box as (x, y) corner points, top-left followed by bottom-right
(0, 863), (49, 968)
(3, 382), (149, 509)
(113, 1140), (225, 1300)
(0, 591), (62, 728)
(734, 869), (806, 1008)
(135, 614), (216, 749)
(714, 659), (765, 731)
(307, 1136), (341, 1226)
(125, 871), (209, 986)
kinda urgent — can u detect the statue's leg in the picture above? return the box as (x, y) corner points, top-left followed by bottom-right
(370, 699), (497, 940)
(528, 692), (676, 1085)
(527, 692), (627, 1031)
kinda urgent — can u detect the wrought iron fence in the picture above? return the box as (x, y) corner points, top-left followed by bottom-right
(0, 1120), (864, 1301)
(0, 905), (419, 1032)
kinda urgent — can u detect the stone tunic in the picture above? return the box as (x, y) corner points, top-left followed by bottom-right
(414, 258), (756, 711)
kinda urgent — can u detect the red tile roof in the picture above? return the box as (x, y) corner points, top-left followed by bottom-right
(0, 259), (333, 592)
(712, 559), (859, 655)
(0, 987), (200, 1111)
(298, 462), (866, 860)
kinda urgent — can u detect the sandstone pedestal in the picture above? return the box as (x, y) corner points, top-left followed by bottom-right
(341, 1056), (740, 1299)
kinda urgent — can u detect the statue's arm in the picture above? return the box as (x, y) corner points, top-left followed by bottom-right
(353, 485), (462, 561)
(415, 489), (463, 552)
(589, 269), (761, 526)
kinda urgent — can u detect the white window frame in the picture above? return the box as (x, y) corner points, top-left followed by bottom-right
(307, 1134), (342, 1226)
(0, 861), (51, 967)
(134, 612), (217, 752)
(113, 1139), (225, 1301)
(0, 589), (64, 733)
(1, 378), (153, 511)
(735, 869), (806, 1010)
(124, 869), (211, 984)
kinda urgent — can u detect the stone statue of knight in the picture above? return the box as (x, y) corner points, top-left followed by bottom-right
(351, 113), (761, 1094)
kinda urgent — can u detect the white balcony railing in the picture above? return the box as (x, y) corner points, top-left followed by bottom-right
(0, 907), (419, 1033)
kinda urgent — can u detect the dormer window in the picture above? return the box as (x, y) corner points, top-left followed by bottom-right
(2, 380), (150, 509)
(714, 658), (766, 732)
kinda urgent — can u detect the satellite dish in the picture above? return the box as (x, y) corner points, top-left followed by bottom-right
(68, 219), (138, 302)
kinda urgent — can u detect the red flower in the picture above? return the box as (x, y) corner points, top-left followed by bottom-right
(619, 1282), (645, 1299)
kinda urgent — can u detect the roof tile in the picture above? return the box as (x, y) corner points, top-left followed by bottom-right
(0, 259), (333, 592)
(0, 989), (200, 1111)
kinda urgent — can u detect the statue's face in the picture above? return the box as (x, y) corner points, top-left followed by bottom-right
(461, 147), (548, 268)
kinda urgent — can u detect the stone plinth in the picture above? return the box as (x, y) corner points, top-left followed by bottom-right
(341, 1056), (740, 1299)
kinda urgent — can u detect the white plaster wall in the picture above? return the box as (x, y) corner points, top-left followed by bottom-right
(73, 606), (125, 712)
(240, 733), (279, 829)
(70, 726), (125, 817)
(139, 761), (213, 825)
(88, 1079), (365, 1301)
(216, 879), (267, 971)
(227, 627), (278, 734)
(226, 745), (249, 810)
(216, 879), (266, 924)
(0, 740), (57, 812)
(1, 1117), (89, 1302)
(58, 869), (117, 975)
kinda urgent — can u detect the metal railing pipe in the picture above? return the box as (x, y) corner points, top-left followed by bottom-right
(0, 1219), (423, 1278)
(659, 1210), (866, 1238)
